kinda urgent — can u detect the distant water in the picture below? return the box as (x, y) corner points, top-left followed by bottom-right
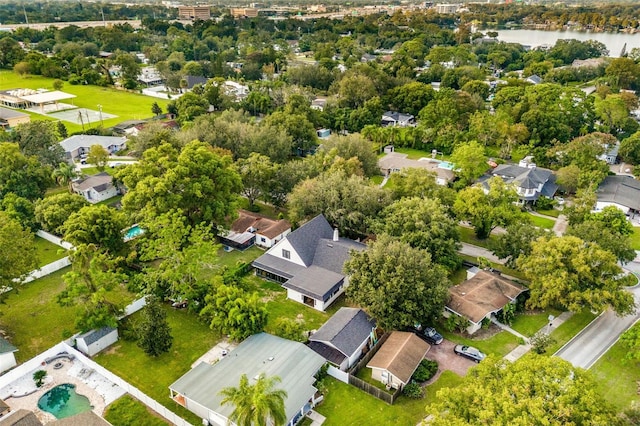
(495, 29), (640, 57)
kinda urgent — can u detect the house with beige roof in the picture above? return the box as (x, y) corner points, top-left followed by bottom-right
(366, 331), (429, 390)
(445, 268), (528, 335)
(378, 151), (455, 186)
(219, 210), (291, 250)
(71, 172), (118, 204)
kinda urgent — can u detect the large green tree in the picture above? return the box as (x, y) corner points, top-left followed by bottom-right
(11, 121), (64, 167)
(318, 134), (379, 177)
(236, 153), (276, 208)
(0, 143), (51, 201)
(117, 141), (242, 226)
(425, 354), (623, 425)
(35, 193), (88, 236)
(51, 162), (80, 192)
(453, 178), (523, 239)
(345, 234), (449, 330)
(517, 235), (635, 315)
(0, 211), (37, 291)
(137, 296), (173, 357)
(450, 141), (489, 186)
(219, 374), (287, 426)
(87, 144), (110, 172)
(374, 197), (460, 270)
(61, 205), (126, 254)
(619, 131), (640, 165)
(491, 222), (548, 268)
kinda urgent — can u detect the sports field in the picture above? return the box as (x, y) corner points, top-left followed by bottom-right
(0, 71), (169, 133)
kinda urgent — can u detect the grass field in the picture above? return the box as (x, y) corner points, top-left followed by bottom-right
(94, 306), (221, 425)
(535, 208), (561, 218)
(440, 328), (521, 357)
(315, 372), (464, 425)
(510, 308), (562, 337)
(631, 227), (640, 250)
(104, 394), (170, 426)
(0, 268), (134, 362)
(0, 71), (169, 134)
(457, 226), (497, 249)
(34, 236), (67, 266)
(527, 213), (555, 229)
(591, 339), (640, 411)
(547, 310), (598, 355)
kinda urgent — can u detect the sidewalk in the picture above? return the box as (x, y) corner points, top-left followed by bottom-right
(503, 311), (573, 362)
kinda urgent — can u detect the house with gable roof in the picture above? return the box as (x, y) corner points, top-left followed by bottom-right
(0, 338), (17, 374)
(71, 172), (119, 204)
(480, 157), (557, 203)
(219, 210), (291, 250)
(595, 175), (640, 218)
(308, 307), (376, 371)
(252, 215), (366, 312)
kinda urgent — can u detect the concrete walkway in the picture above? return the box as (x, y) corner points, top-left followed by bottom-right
(459, 242), (505, 264)
(307, 410), (326, 425)
(490, 316), (528, 341)
(503, 311), (573, 362)
(552, 214), (568, 236)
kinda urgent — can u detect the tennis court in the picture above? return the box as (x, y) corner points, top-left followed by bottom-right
(47, 108), (117, 125)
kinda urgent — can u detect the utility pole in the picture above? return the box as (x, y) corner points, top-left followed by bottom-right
(23, 6), (28, 26)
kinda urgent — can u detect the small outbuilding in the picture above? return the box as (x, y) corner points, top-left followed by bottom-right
(367, 331), (429, 390)
(0, 337), (18, 374)
(75, 327), (118, 357)
(0, 107), (29, 129)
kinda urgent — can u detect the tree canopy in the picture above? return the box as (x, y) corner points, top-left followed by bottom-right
(0, 211), (37, 291)
(219, 374), (287, 426)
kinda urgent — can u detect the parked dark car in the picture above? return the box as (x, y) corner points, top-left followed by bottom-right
(408, 325), (444, 345)
(454, 345), (486, 363)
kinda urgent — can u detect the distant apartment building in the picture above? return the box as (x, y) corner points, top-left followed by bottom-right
(230, 7), (259, 18)
(178, 6), (211, 20)
(435, 3), (458, 14)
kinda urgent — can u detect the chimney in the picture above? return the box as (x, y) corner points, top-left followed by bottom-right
(333, 228), (339, 242)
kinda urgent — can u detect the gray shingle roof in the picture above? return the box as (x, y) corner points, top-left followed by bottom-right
(77, 327), (116, 345)
(282, 265), (344, 301)
(597, 176), (640, 211)
(71, 172), (113, 192)
(309, 308), (375, 357)
(169, 333), (325, 424)
(0, 337), (17, 354)
(286, 215), (333, 267)
(491, 164), (557, 200)
(0, 107), (28, 120)
(59, 135), (126, 153)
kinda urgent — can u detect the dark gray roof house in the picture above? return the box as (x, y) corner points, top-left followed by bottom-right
(481, 160), (557, 202)
(381, 111), (415, 127)
(596, 176), (640, 213)
(308, 308), (376, 371)
(252, 215), (366, 312)
(183, 75), (208, 90)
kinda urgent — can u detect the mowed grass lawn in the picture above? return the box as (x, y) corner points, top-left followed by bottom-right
(34, 236), (67, 266)
(526, 213), (555, 229)
(547, 310), (598, 355)
(631, 226), (640, 250)
(591, 339), (640, 411)
(457, 226), (498, 249)
(440, 328), (520, 357)
(0, 71), (169, 133)
(0, 268), (134, 362)
(94, 306), (221, 425)
(104, 394), (170, 426)
(510, 308), (563, 337)
(316, 371), (464, 426)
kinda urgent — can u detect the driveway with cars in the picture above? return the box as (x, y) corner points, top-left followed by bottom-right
(424, 339), (477, 378)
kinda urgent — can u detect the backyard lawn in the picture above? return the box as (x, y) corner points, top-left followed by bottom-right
(0, 71), (169, 134)
(0, 268), (135, 362)
(104, 394), (170, 426)
(631, 227), (640, 251)
(546, 310), (597, 355)
(526, 213), (555, 229)
(94, 306), (221, 425)
(457, 226), (497, 249)
(535, 208), (561, 218)
(34, 236), (67, 267)
(440, 328), (521, 357)
(315, 372), (464, 425)
(591, 339), (640, 411)
(458, 254), (527, 280)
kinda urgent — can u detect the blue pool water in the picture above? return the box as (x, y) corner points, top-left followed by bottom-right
(436, 160), (455, 170)
(123, 224), (145, 241)
(37, 383), (92, 419)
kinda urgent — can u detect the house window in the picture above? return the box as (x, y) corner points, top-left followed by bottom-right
(282, 249), (290, 259)
(261, 237), (266, 243)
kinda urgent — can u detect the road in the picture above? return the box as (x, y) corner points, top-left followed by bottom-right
(555, 274), (640, 369)
(459, 242), (505, 264)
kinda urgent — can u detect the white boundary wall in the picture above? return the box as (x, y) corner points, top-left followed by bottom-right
(20, 257), (71, 284)
(0, 342), (192, 426)
(327, 365), (348, 383)
(36, 230), (74, 250)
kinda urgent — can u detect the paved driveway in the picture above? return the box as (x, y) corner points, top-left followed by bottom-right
(424, 339), (477, 378)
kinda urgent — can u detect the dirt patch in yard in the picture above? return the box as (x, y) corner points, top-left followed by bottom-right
(424, 340), (477, 383)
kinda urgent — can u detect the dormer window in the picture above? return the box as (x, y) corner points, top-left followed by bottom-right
(282, 249), (290, 259)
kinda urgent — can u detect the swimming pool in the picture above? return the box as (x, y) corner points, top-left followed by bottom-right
(37, 383), (92, 419)
(123, 224), (145, 241)
(436, 160), (455, 170)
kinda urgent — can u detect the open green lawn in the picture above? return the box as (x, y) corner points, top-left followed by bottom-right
(394, 147), (432, 160)
(591, 339), (640, 411)
(510, 308), (562, 337)
(458, 254), (527, 280)
(547, 310), (598, 355)
(95, 306), (221, 425)
(216, 245), (263, 269)
(104, 394), (170, 426)
(526, 213), (555, 229)
(370, 175), (384, 185)
(535, 208), (561, 218)
(34, 236), (67, 267)
(44, 185), (69, 197)
(0, 71), (169, 134)
(0, 268), (134, 362)
(96, 194), (123, 207)
(440, 328), (521, 357)
(631, 227), (640, 251)
(315, 372), (464, 425)
(457, 226), (497, 249)
(235, 198), (284, 221)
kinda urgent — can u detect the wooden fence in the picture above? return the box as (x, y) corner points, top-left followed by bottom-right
(348, 374), (401, 405)
(348, 331), (390, 375)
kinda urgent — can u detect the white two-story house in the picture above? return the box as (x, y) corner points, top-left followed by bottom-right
(481, 158), (558, 203)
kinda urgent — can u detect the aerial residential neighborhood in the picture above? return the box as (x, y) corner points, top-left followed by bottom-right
(0, 1), (639, 426)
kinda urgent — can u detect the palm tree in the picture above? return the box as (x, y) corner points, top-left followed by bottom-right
(219, 374), (287, 426)
(52, 162), (79, 193)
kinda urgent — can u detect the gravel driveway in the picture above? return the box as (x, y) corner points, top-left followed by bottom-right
(424, 339), (477, 381)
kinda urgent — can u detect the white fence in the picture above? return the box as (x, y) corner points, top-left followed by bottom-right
(142, 86), (184, 100)
(327, 365), (349, 383)
(0, 342), (192, 426)
(122, 296), (147, 318)
(20, 257), (71, 284)
(36, 230), (74, 250)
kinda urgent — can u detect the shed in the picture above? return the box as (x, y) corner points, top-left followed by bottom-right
(0, 107), (29, 128)
(0, 337), (17, 374)
(367, 331), (429, 389)
(75, 327), (118, 357)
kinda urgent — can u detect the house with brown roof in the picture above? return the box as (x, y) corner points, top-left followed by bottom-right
(445, 268), (528, 335)
(366, 331), (430, 390)
(219, 210), (291, 250)
(71, 172), (118, 204)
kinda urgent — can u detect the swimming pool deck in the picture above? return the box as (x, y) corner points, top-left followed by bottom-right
(0, 357), (125, 424)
